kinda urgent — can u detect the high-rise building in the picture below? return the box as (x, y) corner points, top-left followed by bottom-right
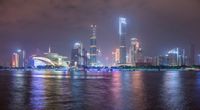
(189, 44), (195, 66)
(13, 49), (26, 67)
(89, 25), (97, 66)
(157, 55), (169, 66)
(83, 49), (89, 66)
(130, 38), (140, 66)
(198, 54), (200, 65)
(119, 17), (127, 64)
(163, 48), (186, 66)
(11, 53), (19, 67)
(112, 48), (120, 65)
(71, 42), (84, 67)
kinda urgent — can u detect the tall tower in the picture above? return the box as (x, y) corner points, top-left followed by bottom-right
(11, 52), (19, 67)
(71, 42), (84, 67)
(130, 38), (140, 66)
(89, 25), (97, 66)
(119, 17), (127, 64)
(48, 45), (51, 53)
(189, 44), (195, 66)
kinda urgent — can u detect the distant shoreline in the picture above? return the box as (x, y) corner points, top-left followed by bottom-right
(0, 67), (199, 72)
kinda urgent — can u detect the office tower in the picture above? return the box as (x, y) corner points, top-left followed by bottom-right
(96, 48), (104, 66)
(71, 42), (84, 67)
(198, 55), (200, 65)
(112, 48), (120, 65)
(82, 48), (89, 66)
(48, 45), (52, 53)
(130, 38), (140, 66)
(119, 17), (127, 64)
(15, 49), (26, 67)
(166, 48), (179, 66)
(11, 53), (19, 67)
(89, 25), (97, 66)
(166, 48), (187, 66)
(179, 49), (186, 66)
(189, 44), (195, 66)
(157, 55), (169, 66)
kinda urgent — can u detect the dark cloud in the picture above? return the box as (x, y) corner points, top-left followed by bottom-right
(0, 0), (200, 65)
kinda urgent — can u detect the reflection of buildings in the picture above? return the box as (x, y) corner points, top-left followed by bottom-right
(132, 72), (146, 110)
(29, 48), (70, 68)
(89, 25), (97, 66)
(119, 17), (127, 64)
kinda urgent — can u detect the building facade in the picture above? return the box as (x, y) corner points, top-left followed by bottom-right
(119, 17), (127, 64)
(89, 25), (97, 66)
(11, 53), (19, 68)
(130, 38), (141, 66)
(71, 42), (84, 67)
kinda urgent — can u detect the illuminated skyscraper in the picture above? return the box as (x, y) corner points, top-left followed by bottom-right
(130, 38), (140, 66)
(71, 42), (84, 67)
(14, 49), (26, 67)
(112, 48), (120, 65)
(119, 17), (127, 64)
(129, 38), (144, 66)
(11, 53), (19, 67)
(165, 48), (186, 66)
(89, 25), (97, 66)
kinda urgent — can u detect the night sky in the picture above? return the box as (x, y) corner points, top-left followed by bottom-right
(0, 0), (200, 65)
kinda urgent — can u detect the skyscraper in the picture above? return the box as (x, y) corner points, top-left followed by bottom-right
(71, 42), (84, 67)
(89, 25), (97, 66)
(189, 44), (195, 66)
(112, 48), (120, 65)
(11, 52), (19, 67)
(130, 38), (141, 66)
(15, 49), (26, 67)
(119, 17), (127, 64)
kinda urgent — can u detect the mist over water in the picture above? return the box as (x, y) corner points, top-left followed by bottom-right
(0, 70), (200, 110)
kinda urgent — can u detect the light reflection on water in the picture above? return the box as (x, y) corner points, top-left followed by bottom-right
(0, 70), (200, 110)
(161, 71), (185, 110)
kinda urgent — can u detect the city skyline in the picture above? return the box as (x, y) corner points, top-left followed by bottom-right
(0, 0), (200, 65)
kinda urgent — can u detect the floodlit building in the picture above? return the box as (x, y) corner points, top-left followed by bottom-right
(89, 25), (97, 66)
(157, 48), (186, 66)
(112, 48), (120, 66)
(71, 42), (87, 67)
(130, 38), (141, 66)
(29, 47), (70, 68)
(11, 49), (26, 67)
(11, 53), (19, 68)
(119, 17), (127, 64)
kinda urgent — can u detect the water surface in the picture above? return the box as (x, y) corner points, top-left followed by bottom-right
(0, 70), (200, 110)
